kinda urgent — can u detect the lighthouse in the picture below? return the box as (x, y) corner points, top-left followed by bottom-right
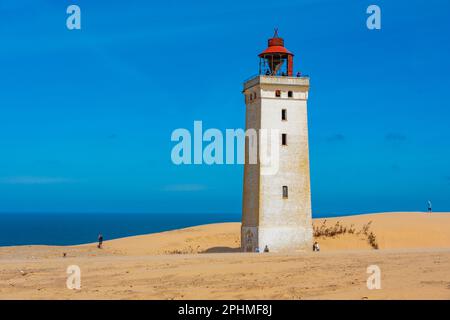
(241, 30), (313, 252)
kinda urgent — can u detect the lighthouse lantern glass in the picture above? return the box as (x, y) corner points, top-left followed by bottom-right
(259, 54), (289, 76)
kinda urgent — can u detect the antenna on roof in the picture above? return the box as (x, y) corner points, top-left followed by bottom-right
(273, 28), (279, 38)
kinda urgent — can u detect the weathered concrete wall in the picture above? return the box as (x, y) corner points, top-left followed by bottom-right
(241, 76), (313, 252)
(241, 99), (260, 229)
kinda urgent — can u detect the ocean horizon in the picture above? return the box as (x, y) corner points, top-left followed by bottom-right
(0, 212), (241, 247)
(0, 211), (440, 246)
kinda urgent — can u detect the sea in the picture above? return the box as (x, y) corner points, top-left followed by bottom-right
(0, 212), (244, 247)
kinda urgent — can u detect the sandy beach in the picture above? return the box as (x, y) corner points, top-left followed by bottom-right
(1, 212), (449, 299)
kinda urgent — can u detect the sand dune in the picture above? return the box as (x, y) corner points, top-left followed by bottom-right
(315, 212), (450, 251)
(1, 212), (449, 299)
(86, 211), (450, 255)
(104, 211), (450, 254)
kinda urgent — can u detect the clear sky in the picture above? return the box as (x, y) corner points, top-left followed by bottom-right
(1, 0), (449, 215)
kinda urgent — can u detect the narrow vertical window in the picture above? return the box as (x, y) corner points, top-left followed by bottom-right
(275, 90), (281, 97)
(282, 186), (288, 198)
(281, 109), (287, 121)
(288, 91), (293, 98)
(282, 133), (287, 146)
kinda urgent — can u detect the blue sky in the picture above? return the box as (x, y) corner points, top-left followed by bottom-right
(0, 0), (449, 215)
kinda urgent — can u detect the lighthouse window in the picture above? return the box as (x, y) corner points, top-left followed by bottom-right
(282, 133), (287, 145)
(288, 91), (293, 98)
(281, 109), (287, 121)
(275, 90), (281, 97)
(282, 186), (288, 198)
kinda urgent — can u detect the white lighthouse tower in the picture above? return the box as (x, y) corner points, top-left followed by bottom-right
(241, 30), (313, 252)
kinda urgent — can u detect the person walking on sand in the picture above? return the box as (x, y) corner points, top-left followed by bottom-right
(263, 245), (269, 253)
(427, 200), (432, 213)
(97, 233), (103, 249)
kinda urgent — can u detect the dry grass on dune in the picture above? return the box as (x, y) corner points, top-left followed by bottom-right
(313, 220), (379, 249)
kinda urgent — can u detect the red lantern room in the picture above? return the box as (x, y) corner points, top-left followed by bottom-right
(259, 29), (294, 77)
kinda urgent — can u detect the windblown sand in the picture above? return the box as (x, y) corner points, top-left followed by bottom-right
(1, 212), (449, 299)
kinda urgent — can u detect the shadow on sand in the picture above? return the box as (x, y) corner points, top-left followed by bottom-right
(201, 246), (241, 253)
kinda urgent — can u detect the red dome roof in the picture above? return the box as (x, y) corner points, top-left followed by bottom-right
(259, 45), (293, 57)
(258, 29), (294, 57)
